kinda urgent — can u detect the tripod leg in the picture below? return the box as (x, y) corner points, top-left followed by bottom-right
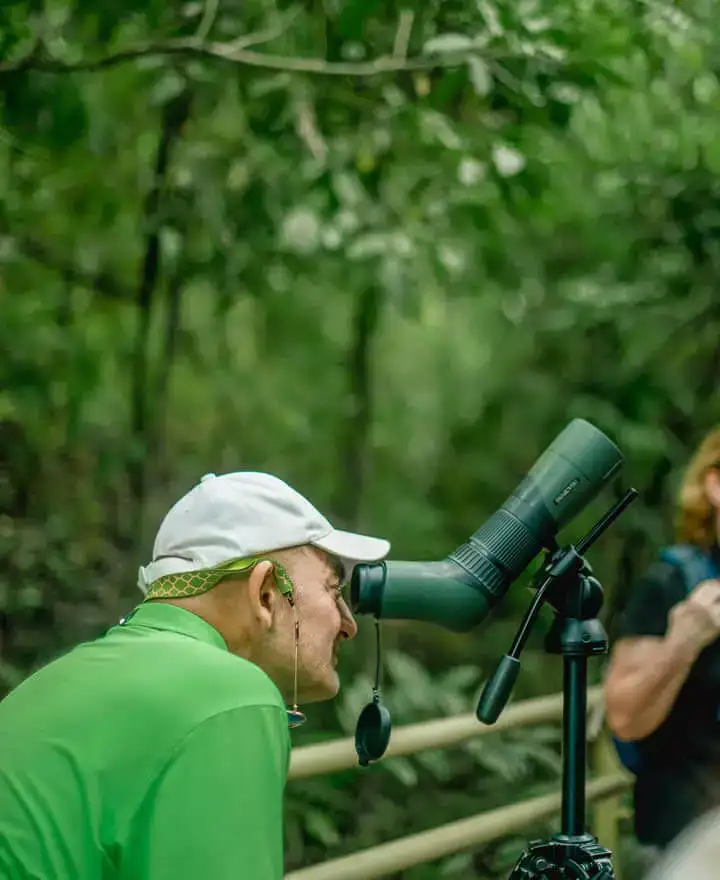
(562, 654), (587, 836)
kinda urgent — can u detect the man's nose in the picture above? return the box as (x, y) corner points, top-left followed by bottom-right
(338, 599), (358, 640)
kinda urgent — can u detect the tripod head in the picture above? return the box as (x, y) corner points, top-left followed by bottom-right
(477, 487), (638, 725)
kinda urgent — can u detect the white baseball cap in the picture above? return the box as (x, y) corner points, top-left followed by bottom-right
(137, 471), (390, 594)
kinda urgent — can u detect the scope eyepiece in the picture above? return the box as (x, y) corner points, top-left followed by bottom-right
(350, 562), (386, 617)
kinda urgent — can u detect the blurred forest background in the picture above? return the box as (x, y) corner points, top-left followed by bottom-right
(2, 0), (720, 876)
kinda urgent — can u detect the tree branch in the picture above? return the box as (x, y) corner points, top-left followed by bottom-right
(222, 7), (304, 52)
(0, 33), (475, 78)
(5, 233), (129, 300)
(294, 98), (327, 163)
(392, 10), (415, 60)
(195, 0), (220, 42)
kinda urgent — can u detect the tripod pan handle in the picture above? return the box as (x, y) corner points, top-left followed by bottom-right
(476, 654), (520, 724)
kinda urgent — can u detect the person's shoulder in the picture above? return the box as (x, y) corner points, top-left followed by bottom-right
(154, 654), (290, 776)
(83, 625), (286, 729)
(210, 651), (285, 709)
(153, 636), (285, 712)
(612, 546), (695, 641)
(110, 641), (288, 759)
(635, 549), (689, 591)
(621, 555), (685, 613)
(642, 543), (717, 594)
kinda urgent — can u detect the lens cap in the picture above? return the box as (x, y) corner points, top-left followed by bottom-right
(354, 696), (391, 766)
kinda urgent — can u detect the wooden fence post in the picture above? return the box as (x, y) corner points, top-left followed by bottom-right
(592, 729), (628, 880)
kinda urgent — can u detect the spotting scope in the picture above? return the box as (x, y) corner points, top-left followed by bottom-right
(350, 418), (623, 632)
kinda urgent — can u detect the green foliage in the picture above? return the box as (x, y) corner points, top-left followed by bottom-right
(2, 0), (720, 876)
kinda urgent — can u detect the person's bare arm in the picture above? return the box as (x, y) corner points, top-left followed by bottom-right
(604, 579), (720, 740)
(604, 635), (700, 740)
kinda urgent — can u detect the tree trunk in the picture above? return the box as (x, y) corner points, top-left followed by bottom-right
(127, 88), (192, 544)
(151, 264), (185, 487)
(334, 283), (382, 529)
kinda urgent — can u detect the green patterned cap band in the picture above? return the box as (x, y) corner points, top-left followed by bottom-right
(142, 556), (295, 603)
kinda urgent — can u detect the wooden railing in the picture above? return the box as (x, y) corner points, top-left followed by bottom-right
(285, 685), (632, 880)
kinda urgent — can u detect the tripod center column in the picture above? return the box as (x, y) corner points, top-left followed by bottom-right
(562, 653), (588, 835)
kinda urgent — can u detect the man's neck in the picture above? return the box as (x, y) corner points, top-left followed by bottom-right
(163, 596), (257, 659)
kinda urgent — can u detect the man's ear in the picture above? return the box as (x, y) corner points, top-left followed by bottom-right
(246, 561), (280, 630)
(704, 468), (720, 508)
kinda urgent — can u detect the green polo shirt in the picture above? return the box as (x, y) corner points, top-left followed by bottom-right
(0, 602), (291, 879)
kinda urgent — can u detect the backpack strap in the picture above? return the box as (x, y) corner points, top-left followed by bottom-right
(659, 544), (720, 595)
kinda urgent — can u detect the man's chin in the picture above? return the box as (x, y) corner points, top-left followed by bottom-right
(300, 671), (341, 704)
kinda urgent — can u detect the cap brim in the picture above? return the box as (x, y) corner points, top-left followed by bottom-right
(312, 528), (390, 565)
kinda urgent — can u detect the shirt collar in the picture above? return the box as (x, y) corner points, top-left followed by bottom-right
(116, 602), (229, 652)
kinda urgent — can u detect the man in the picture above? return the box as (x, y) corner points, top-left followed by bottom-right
(0, 471), (390, 879)
(604, 427), (720, 865)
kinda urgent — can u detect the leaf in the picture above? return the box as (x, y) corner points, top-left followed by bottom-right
(303, 809), (341, 846)
(441, 852), (474, 875)
(331, 171), (367, 207)
(526, 743), (563, 775)
(465, 740), (527, 782)
(385, 756), (419, 787)
(279, 207), (322, 255)
(0, 660), (23, 689)
(419, 110), (463, 150)
(492, 144), (526, 177)
(441, 664), (483, 693)
(416, 748), (453, 781)
(384, 649), (435, 702)
(467, 56), (493, 97)
(347, 232), (391, 260)
(149, 71), (188, 107)
(335, 672), (375, 732)
(423, 34), (474, 55)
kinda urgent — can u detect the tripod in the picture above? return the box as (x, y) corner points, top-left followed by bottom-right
(476, 489), (638, 880)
